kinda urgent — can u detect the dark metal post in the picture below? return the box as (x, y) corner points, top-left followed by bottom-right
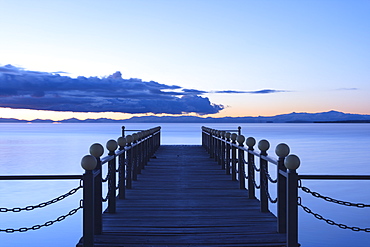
(83, 170), (94, 247)
(215, 131), (219, 162)
(210, 130), (214, 158)
(237, 135), (245, 189)
(238, 126), (241, 135)
(126, 141), (133, 189)
(221, 133), (226, 169)
(122, 126), (125, 137)
(132, 140), (138, 181)
(246, 137), (256, 199)
(231, 134), (237, 181)
(118, 149), (126, 199)
(93, 158), (102, 234)
(81, 155), (96, 247)
(286, 155), (300, 247)
(225, 133), (231, 175)
(275, 143), (290, 233)
(259, 140), (270, 213)
(106, 140), (118, 214)
(107, 154), (116, 213)
(89, 143), (104, 235)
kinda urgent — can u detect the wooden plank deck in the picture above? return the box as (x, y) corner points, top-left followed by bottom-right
(78, 145), (286, 246)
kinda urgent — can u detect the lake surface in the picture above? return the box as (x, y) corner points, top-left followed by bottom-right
(1, 123), (370, 246)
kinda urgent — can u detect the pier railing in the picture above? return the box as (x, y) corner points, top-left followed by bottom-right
(202, 126), (370, 247)
(0, 126), (161, 247)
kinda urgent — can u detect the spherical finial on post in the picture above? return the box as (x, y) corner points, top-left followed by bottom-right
(284, 154), (300, 170)
(117, 137), (126, 148)
(275, 143), (290, 158)
(106, 139), (118, 152)
(231, 133), (237, 142)
(81, 155), (97, 170)
(258, 139), (270, 152)
(90, 143), (104, 158)
(237, 135), (245, 145)
(126, 135), (133, 144)
(132, 133), (139, 142)
(246, 137), (256, 148)
(225, 132), (231, 140)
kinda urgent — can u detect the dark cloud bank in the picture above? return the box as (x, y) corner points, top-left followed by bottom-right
(0, 64), (285, 115)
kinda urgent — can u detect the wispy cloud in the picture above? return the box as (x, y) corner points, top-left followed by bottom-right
(214, 89), (288, 94)
(336, 88), (358, 91)
(0, 64), (223, 115)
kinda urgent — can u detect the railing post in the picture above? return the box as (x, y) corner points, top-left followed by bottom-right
(258, 139), (270, 213)
(285, 155), (300, 247)
(81, 155), (97, 247)
(132, 133), (141, 175)
(117, 137), (127, 199)
(231, 133), (237, 181)
(107, 139), (118, 214)
(126, 135), (133, 189)
(246, 137), (256, 199)
(122, 125), (125, 137)
(132, 136), (138, 181)
(275, 143), (290, 234)
(225, 132), (231, 175)
(89, 143), (104, 235)
(220, 131), (226, 169)
(237, 135), (245, 189)
(210, 130), (215, 158)
(215, 131), (219, 162)
(238, 126), (241, 135)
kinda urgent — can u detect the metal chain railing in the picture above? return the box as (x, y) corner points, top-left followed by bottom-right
(262, 174), (278, 204)
(299, 180), (370, 208)
(116, 162), (123, 190)
(243, 157), (260, 172)
(0, 200), (83, 233)
(252, 177), (261, 189)
(262, 164), (277, 184)
(102, 172), (114, 202)
(0, 180), (82, 213)
(102, 165), (111, 183)
(298, 197), (370, 232)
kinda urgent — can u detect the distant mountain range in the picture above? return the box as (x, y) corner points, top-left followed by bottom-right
(1, 110), (370, 123)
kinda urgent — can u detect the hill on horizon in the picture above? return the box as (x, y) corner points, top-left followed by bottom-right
(1, 110), (370, 123)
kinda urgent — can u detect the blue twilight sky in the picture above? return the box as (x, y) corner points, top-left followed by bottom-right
(0, 0), (369, 120)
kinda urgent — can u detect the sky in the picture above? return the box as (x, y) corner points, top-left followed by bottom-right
(0, 0), (369, 121)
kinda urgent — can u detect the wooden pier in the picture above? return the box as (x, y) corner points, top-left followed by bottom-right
(78, 145), (286, 246)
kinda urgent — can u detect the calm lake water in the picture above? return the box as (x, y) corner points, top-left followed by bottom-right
(1, 123), (370, 246)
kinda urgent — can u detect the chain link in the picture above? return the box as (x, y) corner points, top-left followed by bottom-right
(250, 160), (261, 172)
(298, 197), (370, 232)
(262, 173), (278, 204)
(0, 200), (83, 233)
(0, 181), (82, 213)
(252, 177), (261, 189)
(102, 165), (110, 183)
(299, 180), (370, 208)
(262, 164), (277, 183)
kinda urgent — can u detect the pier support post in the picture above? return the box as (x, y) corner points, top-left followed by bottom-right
(126, 135), (133, 189)
(117, 137), (127, 199)
(259, 140), (270, 213)
(246, 137), (256, 199)
(275, 143), (290, 233)
(237, 135), (245, 189)
(89, 143), (104, 235)
(225, 132), (231, 175)
(285, 155), (300, 247)
(81, 155), (97, 247)
(231, 133), (237, 181)
(107, 140), (118, 214)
